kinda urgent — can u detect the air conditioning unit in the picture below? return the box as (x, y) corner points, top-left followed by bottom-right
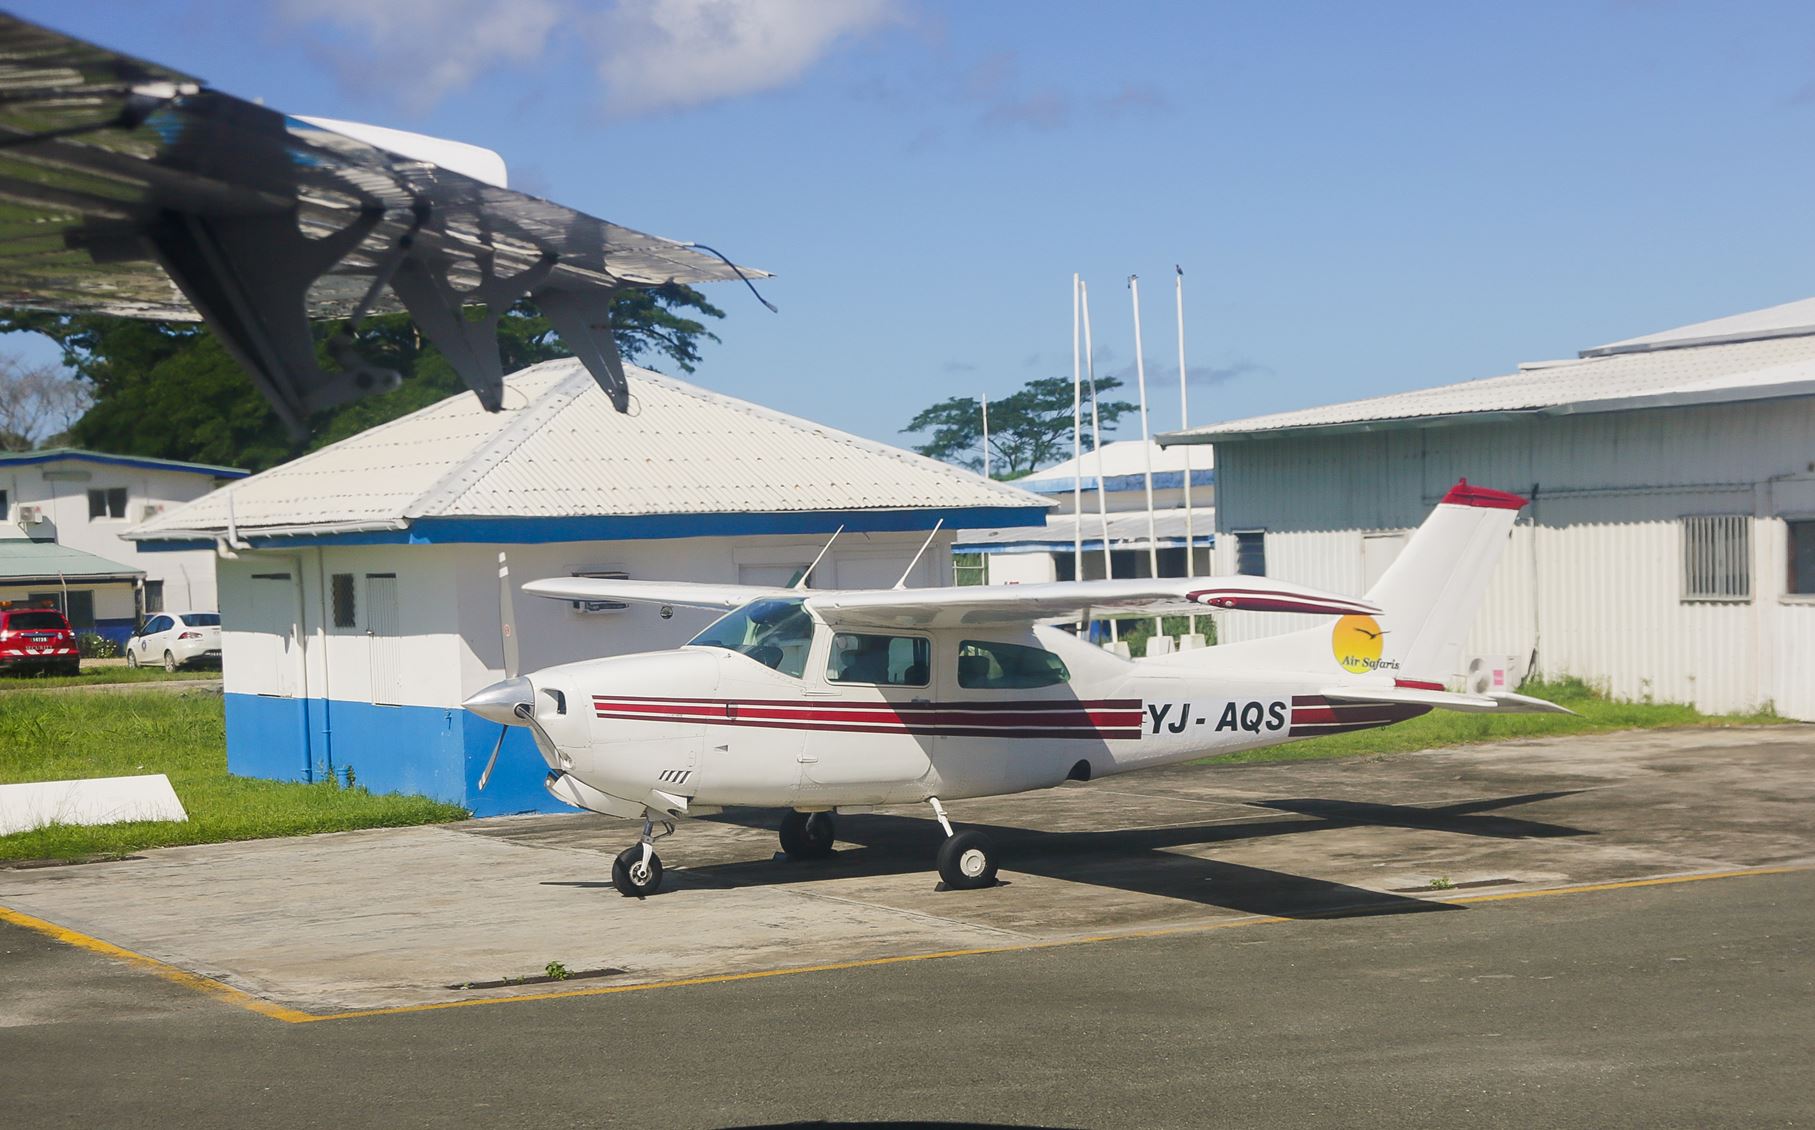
(569, 569), (629, 614)
(139, 503), (165, 522)
(1464, 654), (1523, 696)
(16, 504), (44, 525)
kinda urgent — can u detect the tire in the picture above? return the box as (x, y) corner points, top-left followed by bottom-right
(126, 650), (139, 669)
(59, 660), (79, 676)
(163, 650), (178, 673)
(779, 810), (836, 860)
(611, 845), (663, 897)
(936, 829), (999, 890)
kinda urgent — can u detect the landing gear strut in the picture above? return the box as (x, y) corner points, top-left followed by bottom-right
(928, 797), (998, 890)
(612, 811), (672, 897)
(779, 810), (836, 860)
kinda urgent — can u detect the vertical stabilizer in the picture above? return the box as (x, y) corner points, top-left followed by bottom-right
(1357, 480), (1525, 682)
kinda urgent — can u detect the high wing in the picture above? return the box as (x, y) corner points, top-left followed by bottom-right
(804, 577), (1380, 630)
(521, 577), (797, 612)
(0, 15), (766, 437)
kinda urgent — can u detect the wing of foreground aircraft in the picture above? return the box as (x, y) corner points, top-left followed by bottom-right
(0, 14), (766, 437)
(523, 573), (1379, 630)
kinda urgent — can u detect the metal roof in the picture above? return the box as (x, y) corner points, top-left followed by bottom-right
(0, 448), (248, 479)
(1165, 308), (1815, 445)
(130, 359), (1049, 542)
(954, 508), (1214, 554)
(1582, 296), (1815, 357)
(1012, 440), (1215, 495)
(0, 539), (144, 583)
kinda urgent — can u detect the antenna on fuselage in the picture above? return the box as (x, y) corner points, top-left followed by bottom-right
(794, 525), (844, 589)
(893, 519), (945, 590)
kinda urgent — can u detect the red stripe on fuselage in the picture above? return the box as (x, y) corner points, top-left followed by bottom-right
(591, 695), (1143, 740)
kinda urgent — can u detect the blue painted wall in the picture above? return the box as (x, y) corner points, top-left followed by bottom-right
(224, 693), (574, 818)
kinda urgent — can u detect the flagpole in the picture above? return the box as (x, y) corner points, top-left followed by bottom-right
(1071, 273), (1084, 626)
(981, 393), (990, 478)
(1080, 279), (1117, 645)
(1130, 275), (1161, 639)
(1176, 265), (1198, 639)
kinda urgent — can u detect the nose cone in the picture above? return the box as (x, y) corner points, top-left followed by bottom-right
(462, 675), (534, 726)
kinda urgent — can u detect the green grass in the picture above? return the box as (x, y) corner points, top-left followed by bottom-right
(0, 691), (468, 863)
(0, 667), (221, 690)
(1198, 677), (1790, 766)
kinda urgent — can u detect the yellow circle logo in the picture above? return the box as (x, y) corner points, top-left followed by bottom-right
(1332, 615), (1385, 674)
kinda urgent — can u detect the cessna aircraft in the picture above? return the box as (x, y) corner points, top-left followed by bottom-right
(465, 480), (1569, 897)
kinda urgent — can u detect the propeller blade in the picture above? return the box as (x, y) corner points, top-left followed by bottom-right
(498, 551), (520, 679)
(478, 725), (506, 791)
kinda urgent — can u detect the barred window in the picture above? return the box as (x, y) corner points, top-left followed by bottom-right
(1234, 530), (1267, 577)
(952, 552), (988, 586)
(1681, 516), (1750, 601)
(331, 573), (357, 627)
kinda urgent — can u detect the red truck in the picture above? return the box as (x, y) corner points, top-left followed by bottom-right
(0, 605), (80, 675)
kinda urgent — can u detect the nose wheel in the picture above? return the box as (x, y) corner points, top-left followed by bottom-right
(928, 798), (998, 890)
(612, 812), (672, 897)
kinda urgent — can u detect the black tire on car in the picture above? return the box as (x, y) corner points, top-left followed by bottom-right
(163, 650), (178, 673)
(125, 651), (138, 669)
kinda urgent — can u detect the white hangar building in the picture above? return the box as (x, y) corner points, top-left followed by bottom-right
(1163, 297), (1815, 722)
(130, 360), (1047, 815)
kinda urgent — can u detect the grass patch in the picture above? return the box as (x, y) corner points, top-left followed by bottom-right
(0, 691), (467, 863)
(0, 667), (221, 691)
(1199, 677), (1790, 767)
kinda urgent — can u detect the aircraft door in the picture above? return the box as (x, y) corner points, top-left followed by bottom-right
(801, 630), (935, 797)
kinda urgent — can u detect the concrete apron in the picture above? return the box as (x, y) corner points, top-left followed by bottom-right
(1, 727), (1810, 1015)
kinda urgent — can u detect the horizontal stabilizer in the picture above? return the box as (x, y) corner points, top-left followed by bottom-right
(1322, 686), (1574, 715)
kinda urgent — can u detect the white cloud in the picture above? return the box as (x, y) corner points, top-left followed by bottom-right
(588, 0), (900, 116)
(278, 0), (566, 111)
(277, 0), (897, 116)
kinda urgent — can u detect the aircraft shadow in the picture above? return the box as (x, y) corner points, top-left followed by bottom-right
(678, 790), (1591, 920)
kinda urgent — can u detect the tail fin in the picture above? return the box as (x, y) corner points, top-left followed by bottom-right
(1360, 480), (1525, 682)
(1195, 479), (1525, 685)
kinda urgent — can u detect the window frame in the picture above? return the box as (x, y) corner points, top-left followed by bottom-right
(954, 638), (1071, 690)
(1233, 529), (1267, 577)
(824, 631), (932, 688)
(1680, 515), (1751, 603)
(142, 579), (164, 615)
(331, 573), (358, 628)
(86, 487), (127, 520)
(1786, 517), (1815, 599)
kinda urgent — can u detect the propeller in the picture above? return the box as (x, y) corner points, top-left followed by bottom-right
(466, 551), (551, 792)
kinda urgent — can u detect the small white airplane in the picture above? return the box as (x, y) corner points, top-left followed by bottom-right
(464, 480), (1569, 897)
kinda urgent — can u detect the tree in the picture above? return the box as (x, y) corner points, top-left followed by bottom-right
(902, 376), (1136, 478)
(0, 355), (91, 450)
(0, 282), (724, 472)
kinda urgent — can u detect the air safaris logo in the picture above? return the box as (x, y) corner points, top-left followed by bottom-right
(1332, 614), (1396, 674)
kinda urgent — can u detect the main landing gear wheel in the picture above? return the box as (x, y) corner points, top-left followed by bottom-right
(779, 810), (836, 860)
(936, 829), (998, 890)
(612, 845), (663, 897)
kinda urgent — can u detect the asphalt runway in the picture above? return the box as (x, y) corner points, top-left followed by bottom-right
(1, 726), (1810, 1126)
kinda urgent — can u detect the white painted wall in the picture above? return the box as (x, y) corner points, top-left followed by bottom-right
(1206, 398), (1815, 718)
(219, 529), (956, 711)
(2, 456), (231, 612)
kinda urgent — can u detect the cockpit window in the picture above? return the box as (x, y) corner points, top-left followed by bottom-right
(687, 598), (815, 678)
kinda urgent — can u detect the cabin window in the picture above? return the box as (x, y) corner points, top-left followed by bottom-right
(1681, 515), (1750, 601)
(827, 633), (930, 686)
(1788, 519), (1815, 596)
(688, 597), (814, 678)
(331, 573), (357, 627)
(87, 487), (127, 520)
(1234, 530), (1267, 576)
(956, 640), (1069, 689)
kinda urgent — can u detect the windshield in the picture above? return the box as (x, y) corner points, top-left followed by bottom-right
(688, 598), (815, 678)
(183, 613), (221, 626)
(5, 611), (66, 631)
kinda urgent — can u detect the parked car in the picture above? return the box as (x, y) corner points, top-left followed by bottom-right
(0, 606), (80, 675)
(125, 611), (223, 672)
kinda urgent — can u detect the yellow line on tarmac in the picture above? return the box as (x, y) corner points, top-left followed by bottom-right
(0, 903), (315, 1024)
(3, 862), (1807, 1025)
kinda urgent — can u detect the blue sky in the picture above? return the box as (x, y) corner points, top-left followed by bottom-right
(10, 1), (1815, 453)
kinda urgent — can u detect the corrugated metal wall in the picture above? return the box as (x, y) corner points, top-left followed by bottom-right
(1207, 397), (1815, 718)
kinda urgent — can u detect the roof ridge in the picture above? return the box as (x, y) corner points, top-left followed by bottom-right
(402, 360), (592, 518)
(626, 368), (1044, 506)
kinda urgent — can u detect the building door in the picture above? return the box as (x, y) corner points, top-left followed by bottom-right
(246, 572), (300, 698)
(1362, 532), (1408, 592)
(365, 573), (401, 706)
